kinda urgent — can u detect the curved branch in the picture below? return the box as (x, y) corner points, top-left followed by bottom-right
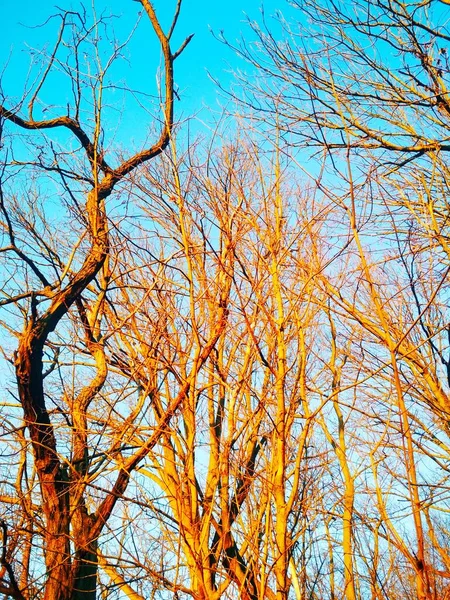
(0, 108), (111, 173)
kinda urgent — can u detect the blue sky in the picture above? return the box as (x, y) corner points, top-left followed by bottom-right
(0, 0), (289, 143)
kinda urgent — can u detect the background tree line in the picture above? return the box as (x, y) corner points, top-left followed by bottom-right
(0, 0), (450, 599)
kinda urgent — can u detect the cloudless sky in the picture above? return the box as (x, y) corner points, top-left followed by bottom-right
(0, 0), (292, 147)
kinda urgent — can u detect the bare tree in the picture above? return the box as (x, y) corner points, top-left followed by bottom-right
(229, 0), (450, 163)
(86, 134), (338, 600)
(221, 5), (450, 596)
(4, 1), (450, 599)
(0, 2), (192, 598)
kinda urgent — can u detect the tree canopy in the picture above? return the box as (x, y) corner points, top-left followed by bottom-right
(1, 1), (450, 600)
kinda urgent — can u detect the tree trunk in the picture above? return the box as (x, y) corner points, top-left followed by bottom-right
(71, 542), (98, 600)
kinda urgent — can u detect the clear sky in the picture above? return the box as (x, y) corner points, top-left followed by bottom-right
(0, 0), (289, 143)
